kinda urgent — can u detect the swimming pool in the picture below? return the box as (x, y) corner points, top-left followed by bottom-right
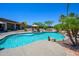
(0, 32), (64, 48)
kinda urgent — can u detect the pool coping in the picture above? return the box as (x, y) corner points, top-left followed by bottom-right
(0, 30), (32, 45)
(0, 30), (32, 40)
(0, 31), (64, 40)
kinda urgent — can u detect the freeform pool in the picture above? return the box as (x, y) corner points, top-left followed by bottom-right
(0, 32), (64, 48)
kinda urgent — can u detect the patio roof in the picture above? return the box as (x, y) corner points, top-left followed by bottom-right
(32, 24), (38, 27)
(0, 18), (18, 23)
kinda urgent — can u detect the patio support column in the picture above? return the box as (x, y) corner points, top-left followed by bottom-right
(20, 25), (22, 30)
(4, 22), (7, 31)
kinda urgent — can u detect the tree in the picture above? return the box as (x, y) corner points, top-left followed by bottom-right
(33, 22), (44, 32)
(33, 22), (44, 28)
(44, 20), (53, 27)
(22, 22), (27, 31)
(43, 23), (48, 30)
(54, 13), (79, 46)
(33, 21), (53, 31)
(54, 24), (63, 32)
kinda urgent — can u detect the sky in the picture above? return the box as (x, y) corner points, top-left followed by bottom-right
(0, 3), (79, 25)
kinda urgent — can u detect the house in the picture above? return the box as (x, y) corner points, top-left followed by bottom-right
(0, 18), (24, 32)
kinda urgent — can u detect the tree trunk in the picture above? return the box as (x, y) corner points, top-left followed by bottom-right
(67, 30), (76, 46)
(74, 30), (78, 45)
(74, 35), (78, 45)
(71, 29), (75, 37)
(37, 28), (40, 32)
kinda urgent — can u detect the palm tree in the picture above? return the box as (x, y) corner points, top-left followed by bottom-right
(66, 4), (79, 45)
(70, 13), (79, 45)
(55, 13), (79, 46)
(68, 13), (79, 45)
(67, 3), (69, 16)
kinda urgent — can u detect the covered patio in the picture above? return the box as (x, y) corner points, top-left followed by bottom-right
(0, 18), (24, 32)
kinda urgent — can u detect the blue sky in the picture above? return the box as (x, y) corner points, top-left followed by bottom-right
(0, 3), (79, 25)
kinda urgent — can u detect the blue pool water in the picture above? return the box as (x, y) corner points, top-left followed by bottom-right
(0, 32), (64, 48)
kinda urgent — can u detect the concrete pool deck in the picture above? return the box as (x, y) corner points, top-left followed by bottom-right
(0, 40), (68, 56)
(0, 30), (30, 40)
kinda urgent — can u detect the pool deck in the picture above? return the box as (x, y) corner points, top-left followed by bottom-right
(0, 40), (69, 56)
(0, 30), (31, 40)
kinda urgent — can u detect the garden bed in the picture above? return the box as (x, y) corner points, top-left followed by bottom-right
(57, 39), (79, 56)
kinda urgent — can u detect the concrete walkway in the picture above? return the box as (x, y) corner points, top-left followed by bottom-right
(0, 40), (67, 56)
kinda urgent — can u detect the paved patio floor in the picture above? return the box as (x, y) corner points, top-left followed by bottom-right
(0, 40), (67, 56)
